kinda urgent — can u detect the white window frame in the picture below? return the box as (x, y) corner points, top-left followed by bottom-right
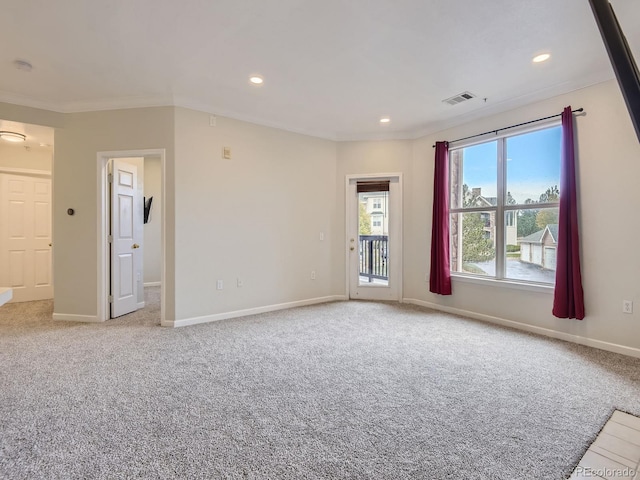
(448, 121), (560, 291)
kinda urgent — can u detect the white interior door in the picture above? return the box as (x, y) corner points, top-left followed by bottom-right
(110, 159), (141, 318)
(0, 173), (52, 302)
(347, 175), (402, 301)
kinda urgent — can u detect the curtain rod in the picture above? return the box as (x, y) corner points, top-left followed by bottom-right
(432, 107), (584, 148)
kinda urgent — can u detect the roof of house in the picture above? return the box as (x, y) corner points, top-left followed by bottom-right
(520, 224), (559, 244)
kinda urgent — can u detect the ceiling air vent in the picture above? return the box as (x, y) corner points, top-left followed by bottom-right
(443, 91), (476, 106)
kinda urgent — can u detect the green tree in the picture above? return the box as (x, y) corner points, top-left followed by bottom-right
(462, 213), (494, 262)
(536, 208), (559, 230)
(518, 209), (539, 237)
(534, 186), (559, 230)
(359, 202), (371, 235)
(538, 185), (559, 203)
(462, 183), (479, 207)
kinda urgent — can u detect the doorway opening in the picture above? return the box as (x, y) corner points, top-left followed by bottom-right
(97, 149), (165, 323)
(346, 174), (402, 301)
(0, 120), (54, 304)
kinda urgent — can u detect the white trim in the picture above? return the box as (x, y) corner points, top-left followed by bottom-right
(144, 281), (161, 287)
(53, 313), (102, 323)
(450, 274), (554, 294)
(0, 167), (51, 177)
(0, 72), (609, 143)
(449, 117), (562, 150)
(97, 149), (166, 324)
(164, 295), (346, 328)
(403, 298), (640, 359)
(137, 301), (146, 309)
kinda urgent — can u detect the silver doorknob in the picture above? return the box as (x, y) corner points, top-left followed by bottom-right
(132, 244), (140, 249)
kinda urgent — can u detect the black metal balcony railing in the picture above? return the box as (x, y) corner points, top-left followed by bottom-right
(359, 235), (388, 282)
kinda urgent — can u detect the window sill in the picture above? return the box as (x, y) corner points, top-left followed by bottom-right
(450, 273), (554, 294)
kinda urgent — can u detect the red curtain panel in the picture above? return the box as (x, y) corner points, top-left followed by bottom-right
(430, 141), (452, 295)
(553, 106), (585, 319)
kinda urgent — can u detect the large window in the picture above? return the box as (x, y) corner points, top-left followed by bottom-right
(449, 125), (561, 285)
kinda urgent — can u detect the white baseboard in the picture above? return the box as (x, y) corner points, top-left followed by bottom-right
(403, 298), (640, 359)
(137, 301), (145, 309)
(144, 282), (161, 287)
(53, 313), (102, 323)
(164, 295), (347, 328)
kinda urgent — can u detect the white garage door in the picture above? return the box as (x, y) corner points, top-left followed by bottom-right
(521, 243), (530, 262)
(532, 244), (542, 266)
(544, 246), (557, 271)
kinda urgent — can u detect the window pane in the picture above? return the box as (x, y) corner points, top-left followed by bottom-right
(505, 207), (559, 284)
(359, 192), (389, 287)
(506, 127), (561, 205)
(450, 212), (496, 276)
(450, 141), (498, 209)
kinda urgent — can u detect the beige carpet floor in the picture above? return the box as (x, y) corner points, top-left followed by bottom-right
(1, 288), (640, 479)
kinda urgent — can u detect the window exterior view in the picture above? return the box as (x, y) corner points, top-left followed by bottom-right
(449, 125), (561, 284)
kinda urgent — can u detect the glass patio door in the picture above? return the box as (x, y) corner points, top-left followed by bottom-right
(347, 176), (401, 301)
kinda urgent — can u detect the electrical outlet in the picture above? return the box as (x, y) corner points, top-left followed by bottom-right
(237, 278), (243, 288)
(623, 300), (633, 314)
(319, 232), (324, 241)
(217, 280), (223, 290)
(311, 270), (316, 280)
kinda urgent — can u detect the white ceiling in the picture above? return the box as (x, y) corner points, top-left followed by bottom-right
(0, 0), (638, 142)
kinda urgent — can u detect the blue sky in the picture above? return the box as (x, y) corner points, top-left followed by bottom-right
(461, 126), (561, 203)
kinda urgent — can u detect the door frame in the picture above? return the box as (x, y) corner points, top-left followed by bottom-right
(344, 173), (403, 301)
(97, 149), (166, 323)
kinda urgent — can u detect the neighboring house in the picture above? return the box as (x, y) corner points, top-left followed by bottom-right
(470, 188), (518, 247)
(519, 224), (558, 270)
(361, 192), (388, 235)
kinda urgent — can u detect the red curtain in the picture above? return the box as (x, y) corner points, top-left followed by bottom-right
(553, 106), (585, 319)
(429, 141), (452, 295)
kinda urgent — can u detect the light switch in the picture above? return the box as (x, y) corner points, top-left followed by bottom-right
(222, 147), (231, 159)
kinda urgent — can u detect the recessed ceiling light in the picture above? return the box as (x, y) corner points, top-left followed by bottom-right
(249, 75), (264, 85)
(532, 53), (551, 63)
(380, 117), (391, 124)
(0, 131), (26, 142)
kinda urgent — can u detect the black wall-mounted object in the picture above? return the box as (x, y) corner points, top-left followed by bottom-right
(589, 0), (640, 143)
(144, 196), (153, 224)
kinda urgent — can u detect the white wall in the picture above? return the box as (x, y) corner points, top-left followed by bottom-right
(144, 156), (162, 285)
(335, 140), (413, 295)
(0, 143), (52, 172)
(54, 107), (175, 320)
(172, 108), (339, 323)
(405, 80), (640, 353)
